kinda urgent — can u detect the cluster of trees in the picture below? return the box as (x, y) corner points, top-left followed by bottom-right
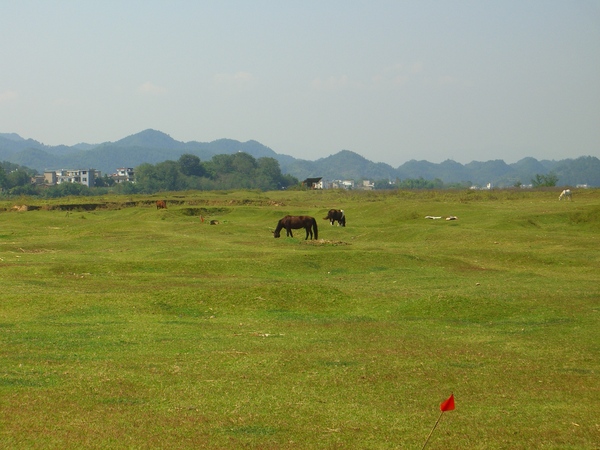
(132, 153), (298, 193)
(530, 172), (558, 187)
(0, 162), (38, 195)
(373, 177), (470, 190)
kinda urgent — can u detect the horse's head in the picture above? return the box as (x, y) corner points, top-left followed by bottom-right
(273, 218), (285, 238)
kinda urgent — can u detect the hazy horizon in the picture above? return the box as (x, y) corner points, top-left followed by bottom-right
(1, 1), (598, 166)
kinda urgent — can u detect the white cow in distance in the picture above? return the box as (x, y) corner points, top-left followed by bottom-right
(559, 189), (572, 201)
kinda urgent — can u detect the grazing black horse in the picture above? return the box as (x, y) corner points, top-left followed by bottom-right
(273, 215), (318, 240)
(323, 209), (346, 227)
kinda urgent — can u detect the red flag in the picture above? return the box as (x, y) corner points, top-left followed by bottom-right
(440, 394), (455, 412)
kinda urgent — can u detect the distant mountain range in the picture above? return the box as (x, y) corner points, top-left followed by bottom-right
(1, 129), (598, 187)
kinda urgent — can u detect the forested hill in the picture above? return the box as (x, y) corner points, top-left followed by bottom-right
(1, 130), (598, 187)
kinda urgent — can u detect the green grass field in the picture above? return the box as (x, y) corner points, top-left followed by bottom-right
(1, 189), (598, 449)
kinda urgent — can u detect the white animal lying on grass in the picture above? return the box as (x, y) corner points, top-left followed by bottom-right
(425, 216), (458, 220)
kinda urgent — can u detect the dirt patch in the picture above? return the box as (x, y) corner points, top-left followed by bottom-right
(303, 239), (351, 246)
(11, 205), (41, 212)
(4, 198), (277, 212)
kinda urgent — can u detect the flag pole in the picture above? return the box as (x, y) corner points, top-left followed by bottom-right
(421, 411), (444, 450)
(422, 393), (454, 450)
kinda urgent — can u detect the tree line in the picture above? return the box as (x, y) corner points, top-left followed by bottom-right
(0, 153), (299, 197)
(373, 171), (561, 190)
(0, 153), (563, 198)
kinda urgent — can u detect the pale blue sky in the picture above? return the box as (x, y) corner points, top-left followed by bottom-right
(1, 1), (598, 166)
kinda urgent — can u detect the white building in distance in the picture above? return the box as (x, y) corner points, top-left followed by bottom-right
(44, 169), (98, 188)
(111, 168), (135, 184)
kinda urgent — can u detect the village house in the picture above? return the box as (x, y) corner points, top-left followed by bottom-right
(302, 177), (323, 189)
(31, 175), (46, 185)
(33, 167), (135, 187)
(42, 169), (99, 188)
(330, 179), (355, 190)
(111, 168), (135, 184)
(361, 180), (375, 190)
(302, 177), (375, 190)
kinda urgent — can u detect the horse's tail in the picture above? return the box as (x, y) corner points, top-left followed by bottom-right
(312, 218), (318, 240)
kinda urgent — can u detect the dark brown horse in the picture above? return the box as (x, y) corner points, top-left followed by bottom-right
(273, 215), (318, 240)
(323, 209), (345, 227)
